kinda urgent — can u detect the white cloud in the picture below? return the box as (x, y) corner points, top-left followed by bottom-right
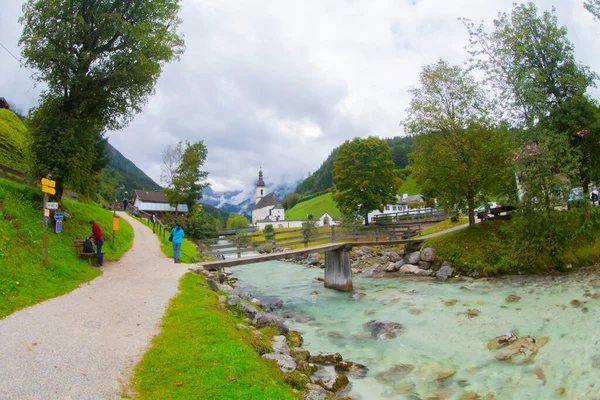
(2, 0), (600, 193)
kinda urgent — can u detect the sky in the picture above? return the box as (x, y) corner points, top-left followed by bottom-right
(2, 0), (600, 199)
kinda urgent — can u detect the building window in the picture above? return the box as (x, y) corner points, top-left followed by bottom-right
(393, 206), (397, 211)
(261, 189), (263, 195)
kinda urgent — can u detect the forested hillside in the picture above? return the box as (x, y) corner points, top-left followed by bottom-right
(295, 136), (413, 196)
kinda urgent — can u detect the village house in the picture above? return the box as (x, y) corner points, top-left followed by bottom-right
(130, 190), (188, 217)
(367, 193), (428, 222)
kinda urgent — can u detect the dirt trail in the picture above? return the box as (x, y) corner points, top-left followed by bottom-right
(0, 212), (189, 399)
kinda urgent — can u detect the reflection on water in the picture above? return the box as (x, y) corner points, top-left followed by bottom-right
(233, 261), (600, 400)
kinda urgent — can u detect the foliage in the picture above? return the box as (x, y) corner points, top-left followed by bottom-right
(164, 141), (209, 211)
(201, 203), (229, 227)
(103, 142), (161, 196)
(263, 224), (274, 239)
(405, 59), (513, 226)
(0, 109), (30, 172)
(0, 178), (133, 318)
(132, 273), (299, 399)
(281, 192), (301, 210)
(333, 136), (401, 224)
(160, 141), (183, 187)
(227, 213), (249, 229)
(19, 0), (184, 198)
(586, 0), (600, 20)
(285, 192), (341, 220)
(387, 136), (413, 169)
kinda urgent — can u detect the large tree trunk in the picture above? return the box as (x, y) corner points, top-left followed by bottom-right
(364, 213), (369, 225)
(467, 198), (475, 226)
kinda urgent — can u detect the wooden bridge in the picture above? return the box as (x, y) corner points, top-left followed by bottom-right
(197, 223), (424, 292)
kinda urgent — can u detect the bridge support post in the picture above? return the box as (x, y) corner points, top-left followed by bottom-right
(324, 247), (353, 292)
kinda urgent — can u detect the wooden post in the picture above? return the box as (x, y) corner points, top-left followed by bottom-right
(375, 227), (379, 241)
(42, 192), (48, 267)
(272, 231), (276, 251)
(324, 247), (353, 291)
(331, 225), (335, 243)
(236, 236), (241, 258)
(304, 229), (309, 248)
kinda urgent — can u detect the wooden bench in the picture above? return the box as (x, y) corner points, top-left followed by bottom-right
(73, 239), (105, 265)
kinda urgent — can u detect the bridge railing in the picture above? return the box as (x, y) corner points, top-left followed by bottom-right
(199, 223), (421, 259)
(372, 208), (454, 224)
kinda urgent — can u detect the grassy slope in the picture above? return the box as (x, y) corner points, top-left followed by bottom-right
(134, 216), (198, 263)
(286, 192), (340, 220)
(397, 174), (422, 195)
(0, 178), (134, 318)
(0, 109), (29, 172)
(133, 273), (299, 400)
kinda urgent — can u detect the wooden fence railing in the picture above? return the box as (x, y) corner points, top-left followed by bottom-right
(0, 163), (79, 201)
(129, 204), (168, 241)
(198, 223), (421, 259)
(372, 208), (453, 224)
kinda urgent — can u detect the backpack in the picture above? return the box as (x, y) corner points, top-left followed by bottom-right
(83, 238), (95, 253)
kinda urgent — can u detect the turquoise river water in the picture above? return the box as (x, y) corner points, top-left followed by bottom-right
(233, 261), (600, 400)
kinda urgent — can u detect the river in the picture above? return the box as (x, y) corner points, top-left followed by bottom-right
(232, 260), (600, 400)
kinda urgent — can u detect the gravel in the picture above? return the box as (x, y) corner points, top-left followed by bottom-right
(0, 212), (189, 399)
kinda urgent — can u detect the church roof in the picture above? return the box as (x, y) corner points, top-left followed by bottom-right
(272, 203), (284, 210)
(256, 170), (265, 187)
(253, 192), (280, 210)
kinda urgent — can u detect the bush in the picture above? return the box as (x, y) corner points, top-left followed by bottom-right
(263, 224), (274, 239)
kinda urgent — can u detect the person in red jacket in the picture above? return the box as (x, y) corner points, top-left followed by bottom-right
(89, 220), (104, 267)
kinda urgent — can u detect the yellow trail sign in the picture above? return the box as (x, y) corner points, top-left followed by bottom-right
(41, 178), (56, 187)
(42, 185), (56, 195)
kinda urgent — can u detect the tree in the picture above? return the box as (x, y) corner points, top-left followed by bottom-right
(227, 213), (249, 229)
(333, 136), (401, 225)
(282, 192), (301, 210)
(585, 0), (600, 20)
(164, 141), (209, 211)
(19, 0), (184, 197)
(160, 142), (183, 186)
(404, 59), (512, 226)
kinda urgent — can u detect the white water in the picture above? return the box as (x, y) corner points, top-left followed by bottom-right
(233, 261), (600, 400)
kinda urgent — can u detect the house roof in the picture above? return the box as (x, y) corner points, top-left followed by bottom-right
(133, 190), (168, 203)
(395, 194), (425, 204)
(253, 192), (281, 210)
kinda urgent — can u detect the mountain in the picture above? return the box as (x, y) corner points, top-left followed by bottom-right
(101, 142), (162, 199)
(294, 136), (413, 196)
(0, 108), (30, 173)
(201, 178), (302, 216)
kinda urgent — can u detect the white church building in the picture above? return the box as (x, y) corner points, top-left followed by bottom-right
(252, 170), (285, 225)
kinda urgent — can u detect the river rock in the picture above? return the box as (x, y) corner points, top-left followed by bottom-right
(253, 312), (289, 334)
(506, 294), (520, 302)
(292, 347), (311, 361)
(418, 261), (432, 270)
(570, 299), (581, 307)
(414, 268), (433, 276)
(206, 279), (219, 292)
(590, 280), (600, 288)
(404, 251), (421, 265)
(467, 309), (480, 317)
(420, 247), (436, 262)
(221, 284), (235, 293)
(351, 292), (366, 300)
(366, 320), (403, 339)
(272, 335), (290, 355)
(385, 251), (402, 262)
(493, 336), (549, 364)
(307, 253), (320, 265)
(241, 302), (259, 319)
(251, 298), (262, 306)
(360, 246), (372, 254)
(227, 294), (241, 306)
(335, 361), (369, 378)
(303, 387), (328, 400)
(263, 353), (297, 373)
(436, 369), (456, 380)
(399, 264), (419, 274)
(436, 265), (454, 281)
(404, 241), (422, 252)
(487, 333), (517, 350)
(309, 352), (343, 365)
(317, 374), (349, 392)
(374, 364), (414, 383)
(385, 262), (398, 272)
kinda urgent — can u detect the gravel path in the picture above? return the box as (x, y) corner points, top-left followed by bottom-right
(0, 212), (189, 399)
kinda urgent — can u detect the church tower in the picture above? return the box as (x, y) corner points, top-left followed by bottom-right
(255, 169), (266, 203)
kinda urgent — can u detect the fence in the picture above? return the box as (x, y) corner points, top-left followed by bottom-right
(0, 163), (79, 201)
(198, 223), (421, 259)
(372, 208), (453, 224)
(128, 204), (168, 240)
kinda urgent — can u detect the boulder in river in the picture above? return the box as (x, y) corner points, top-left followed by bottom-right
(309, 352), (343, 365)
(374, 364), (414, 383)
(420, 247), (436, 262)
(399, 264), (419, 274)
(506, 294), (520, 302)
(226, 294), (240, 306)
(490, 335), (549, 364)
(414, 268), (433, 276)
(404, 251), (421, 265)
(263, 353), (297, 373)
(334, 360), (369, 378)
(272, 335), (290, 355)
(241, 302), (259, 319)
(436, 265), (454, 281)
(253, 312), (289, 334)
(418, 261), (432, 270)
(366, 320), (403, 339)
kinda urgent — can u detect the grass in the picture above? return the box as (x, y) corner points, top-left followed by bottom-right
(418, 217), (469, 237)
(397, 174), (423, 196)
(0, 109), (30, 172)
(132, 272), (300, 400)
(0, 178), (134, 318)
(133, 215), (199, 263)
(286, 192), (340, 220)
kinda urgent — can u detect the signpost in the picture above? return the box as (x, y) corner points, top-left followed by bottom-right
(41, 177), (56, 267)
(46, 202), (59, 210)
(54, 212), (64, 234)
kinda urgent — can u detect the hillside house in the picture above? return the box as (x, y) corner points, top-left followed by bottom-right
(367, 194), (428, 222)
(130, 190), (188, 216)
(252, 170), (285, 224)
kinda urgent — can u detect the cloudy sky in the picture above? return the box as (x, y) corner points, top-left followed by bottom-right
(2, 1), (600, 198)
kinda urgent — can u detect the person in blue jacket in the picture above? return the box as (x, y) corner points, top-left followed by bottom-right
(171, 222), (185, 263)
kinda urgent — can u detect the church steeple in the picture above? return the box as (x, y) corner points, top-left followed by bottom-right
(255, 169), (266, 203)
